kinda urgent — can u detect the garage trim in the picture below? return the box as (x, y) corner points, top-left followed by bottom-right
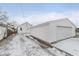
(57, 26), (72, 28)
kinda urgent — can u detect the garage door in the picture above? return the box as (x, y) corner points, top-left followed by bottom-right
(56, 26), (73, 40)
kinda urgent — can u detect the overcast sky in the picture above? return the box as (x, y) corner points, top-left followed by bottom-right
(0, 3), (79, 27)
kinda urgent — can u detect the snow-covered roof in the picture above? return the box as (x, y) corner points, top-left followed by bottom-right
(17, 22), (32, 28)
(30, 18), (76, 29)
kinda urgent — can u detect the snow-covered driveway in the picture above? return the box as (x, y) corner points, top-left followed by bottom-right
(0, 34), (52, 56)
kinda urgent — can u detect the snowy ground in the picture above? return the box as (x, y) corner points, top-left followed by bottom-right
(0, 33), (79, 56)
(54, 38), (79, 56)
(0, 34), (53, 56)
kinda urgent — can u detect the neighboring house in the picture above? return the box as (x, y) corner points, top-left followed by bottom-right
(0, 21), (8, 40)
(17, 22), (32, 34)
(30, 18), (76, 43)
(0, 21), (17, 40)
(0, 26), (7, 40)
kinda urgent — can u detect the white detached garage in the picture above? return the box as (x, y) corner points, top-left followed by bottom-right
(30, 18), (76, 43)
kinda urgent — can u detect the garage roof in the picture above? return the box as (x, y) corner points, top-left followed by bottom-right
(30, 18), (76, 29)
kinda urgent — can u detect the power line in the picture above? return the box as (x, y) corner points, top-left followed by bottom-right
(19, 4), (25, 20)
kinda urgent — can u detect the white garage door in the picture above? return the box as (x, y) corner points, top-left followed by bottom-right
(56, 26), (73, 40)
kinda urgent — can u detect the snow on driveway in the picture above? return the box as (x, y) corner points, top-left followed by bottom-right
(0, 34), (52, 56)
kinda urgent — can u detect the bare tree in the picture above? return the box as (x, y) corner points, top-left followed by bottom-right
(0, 10), (8, 21)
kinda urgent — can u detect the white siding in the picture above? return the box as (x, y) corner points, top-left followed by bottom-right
(31, 24), (49, 42)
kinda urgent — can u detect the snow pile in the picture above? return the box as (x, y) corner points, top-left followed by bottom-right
(54, 38), (79, 56)
(0, 34), (51, 56)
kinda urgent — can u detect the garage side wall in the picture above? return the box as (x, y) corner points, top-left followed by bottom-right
(48, 23), (57, 42)
(30, 23), (50, 42)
